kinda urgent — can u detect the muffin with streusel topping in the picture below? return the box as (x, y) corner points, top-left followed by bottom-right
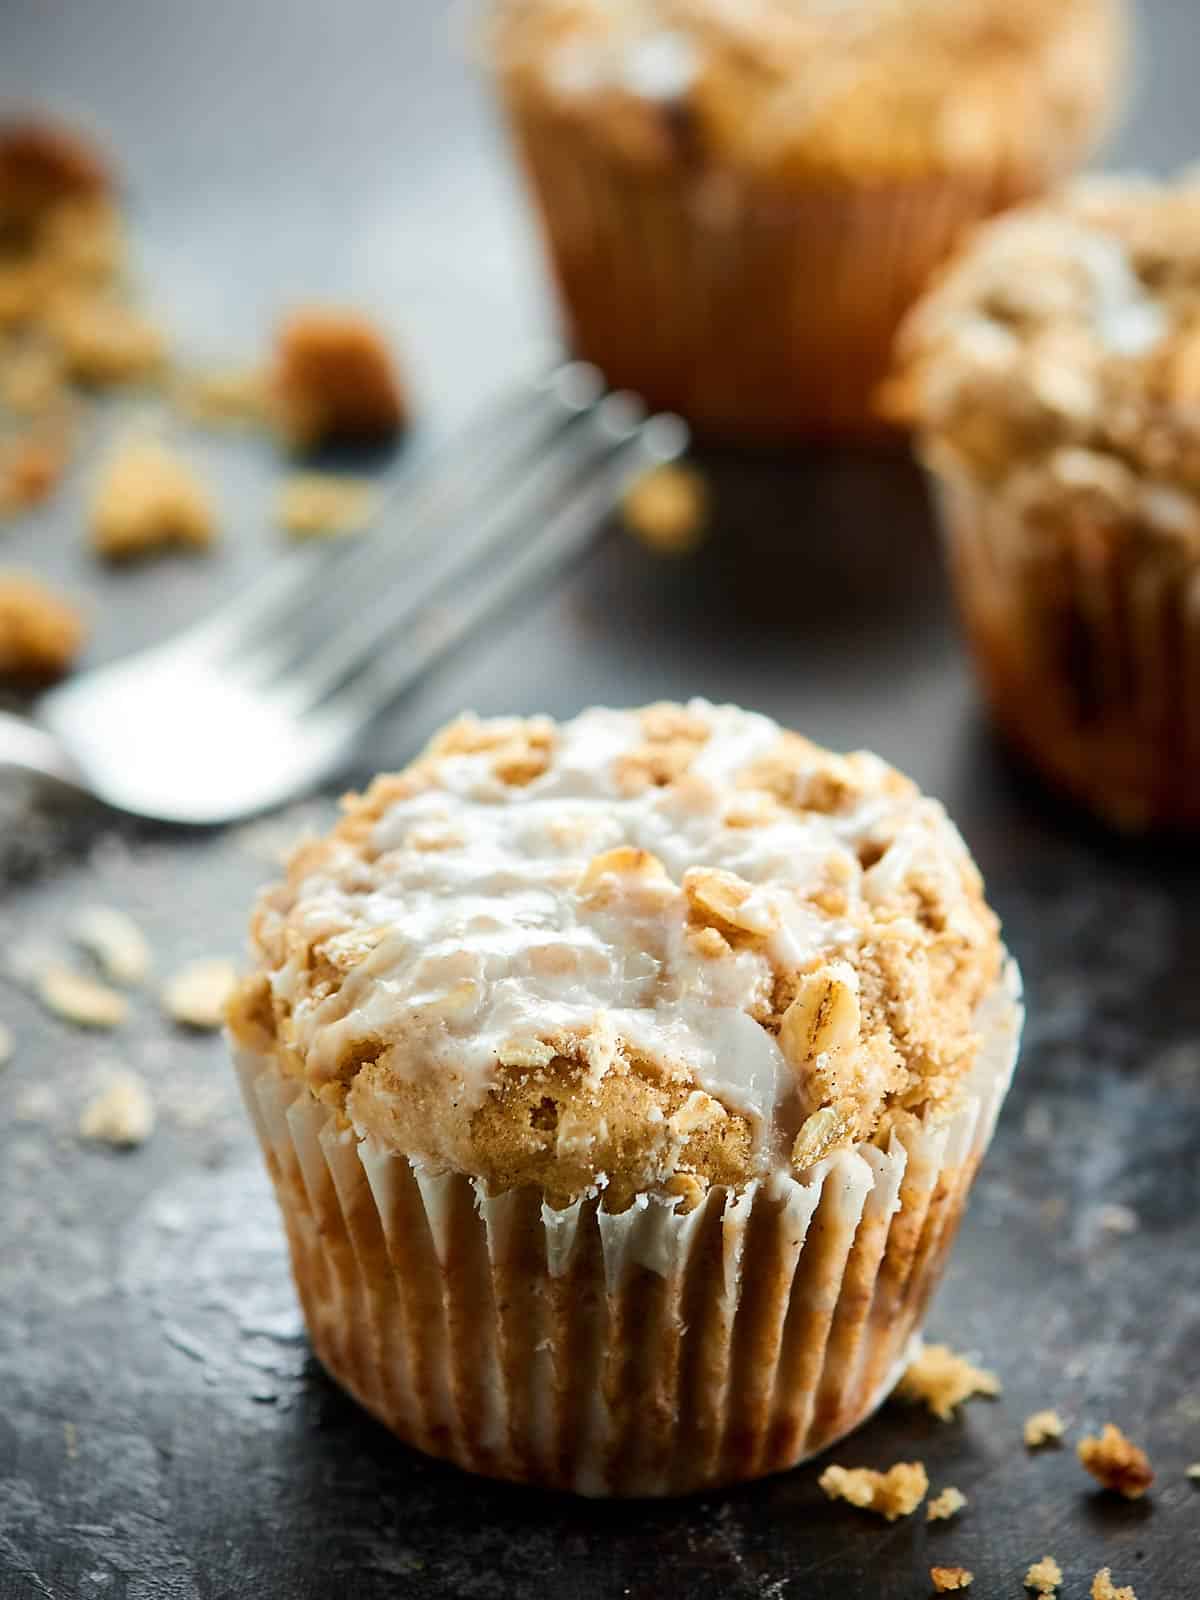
(488, 0), (1126, 442)
(893, 174), (1200, 831)
(229, 702), (1021, 1495)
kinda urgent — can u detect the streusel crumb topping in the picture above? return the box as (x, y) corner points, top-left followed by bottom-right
(895, 174), (1200, 547)
(493, 0), (1121, 181)
(231, 702), (1004, 1209)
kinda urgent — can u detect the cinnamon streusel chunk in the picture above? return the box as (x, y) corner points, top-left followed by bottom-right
(1078, 1423), (1154, 1498)
(270, 308), (406, 450)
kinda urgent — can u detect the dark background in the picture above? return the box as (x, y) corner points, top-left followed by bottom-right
(1, 3), (1198, 1597)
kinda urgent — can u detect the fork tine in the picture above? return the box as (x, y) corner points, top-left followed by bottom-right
(269, 388), (644, 709)
(317, 403), (688, 727)
(180, 355), (595, 662)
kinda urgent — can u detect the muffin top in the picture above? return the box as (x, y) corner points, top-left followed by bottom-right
(231, 703), (1003, 1210)
(491, 0), (1120, 180)
(893, 175), (1200, 552)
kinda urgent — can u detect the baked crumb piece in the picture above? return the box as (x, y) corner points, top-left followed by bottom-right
(172, 365), (266, 428)
(1077, 1423), (1154, 1499)
(817, 1461), (928, 1520)
(90, 439), (215, 558)
(0, 571), (84, 679)
(270, 308), (406, 450)
(1025, 1555), (1063, 1594)
(79, 1070), (154, 1147)
(277, 472), (376, 539)
(926, 1486), (966, 1522)
(0, 342), (66, 415)
(1024, 1409), (1065, 1448)
(622, 463), (708, 555)
(897, 1343), (1001, 1421)
(0, 1020), (13, 1067)
(1091, 1569), (1137, 1600)
(931, 1569), (973, 1593)
(161, 957), (237, 1029)
(0, 119), (110, 236)
(1186, 1463), (1200, 1481)
(38, 965), (129, 1028)
(47, 291), (165, 385)
(71, 905), (150, 987)
(0, 431), (67, 514)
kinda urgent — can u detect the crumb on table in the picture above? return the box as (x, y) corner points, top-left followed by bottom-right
(817, 1460), (928, 1521)
(0, 1020), (12, 1067)
(161, 957), (237, 1029)
(0, 431), (67, 514)
(0, 118), (110, 237)
(79, 1070), (154, 1147)
(47, 290), (165, 385)
(271, 307), (406, 450)
(38, 965), (129, 1029)
(897, 1343), (1001, 1421)
(1091, 1568), (1137, 1600)
(926, 1485), (966, 1522)
(622, 463), (708, 554)
(1024, 1409), (1065, 1448)
(1077, 1423), (1154, 1499)
(0, 341), (67, 415)
(90, 438), (215, 558)
(1025, 1555), (1063, 1594)
(0, 570), (84, 679)
(71, 905), (150, 987)
(172, 365), (266, 428)
(276, 472), (376, 539)
(930, 1569), (972, 1593)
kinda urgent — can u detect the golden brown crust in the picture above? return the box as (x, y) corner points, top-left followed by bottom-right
(0, 570), (85, 680)
(1077, 1423), (1154, 1498)
(492, 0), (1123, 183)
(232, 705), (1004, 1207)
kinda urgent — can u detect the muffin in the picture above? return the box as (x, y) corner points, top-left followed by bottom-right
(228, 702), (1021, 1496)
(894, 175), (1200, 831)
(488, 0), (1126, 443)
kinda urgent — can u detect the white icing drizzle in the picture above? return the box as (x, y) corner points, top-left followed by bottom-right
(269, 703), (975, 1142)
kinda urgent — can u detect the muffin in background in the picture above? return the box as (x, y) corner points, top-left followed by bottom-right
(488, 0), (1127, 443)
(894, 175), (1200, 832)
(229, 702), (1021, 1496)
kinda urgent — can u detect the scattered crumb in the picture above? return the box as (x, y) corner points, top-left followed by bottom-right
(926, 1486), (966, 1522)
(897, 1343), (1001, 1421)
(47, 290), (165, 385)
(1186, 1462), (1200, 1480)
(0, 431), (67, 514)
(62, 1420), (77, 1460)
(817, 1461), (928, 1521)
(71, 905), (150, 986)
(931, 1569), (972, 1593)
(161, 957), (237, 1029)
(0, 341), (66, 415)
(1091, 1569), (1137, 1600)
(0, 1020), (12, 1067)
(1025, 1555), (1063, 1594)
(1094, 1203), (1139, 1235)
(172, 365), (266, 428)
(79, 1069), (154, 1146)
(271, 307), (406, 449)
(38, 964), (129, 1028)
(622, 463), (708, 554)
(277, 472), (376, 539)
(1024, 1409), (1065, 1449)
(1077, 1423), (1154, 1499)
(0, 118), (110, 235)
(0, 571), (85, 679)
(90, 439), (215, 558)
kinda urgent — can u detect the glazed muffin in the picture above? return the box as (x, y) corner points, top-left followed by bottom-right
(488, 0), (1126, 443)
(229, 702), (1021, 1495)
(894, 175), (1200, 831)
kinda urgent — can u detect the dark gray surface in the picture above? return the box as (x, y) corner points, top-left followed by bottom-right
(2, 4), (1199, 1597)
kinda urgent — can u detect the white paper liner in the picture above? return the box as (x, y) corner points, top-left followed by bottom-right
(233, 960), (1022, 1497)
(937, 467), (1200, 829)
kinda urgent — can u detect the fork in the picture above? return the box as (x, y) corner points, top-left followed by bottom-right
(0, 363), (687, 825)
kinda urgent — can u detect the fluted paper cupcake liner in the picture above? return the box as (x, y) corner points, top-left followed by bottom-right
(503, 101), (1049, 443)
(233, 962), (1021, 1497)
(937, 468), (1200, 830)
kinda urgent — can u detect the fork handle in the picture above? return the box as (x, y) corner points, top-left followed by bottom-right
(0, 710), (87, 791)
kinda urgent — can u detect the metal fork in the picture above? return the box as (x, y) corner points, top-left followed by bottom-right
(0, 363), (687, 825)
